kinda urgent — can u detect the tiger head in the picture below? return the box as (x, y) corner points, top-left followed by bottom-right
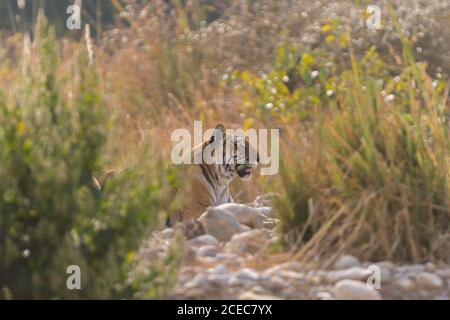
(195, 124), (259, 184)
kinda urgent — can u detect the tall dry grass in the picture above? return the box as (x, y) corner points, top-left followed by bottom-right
(273, 28), (449, 265)
(98, 1), (449, 264)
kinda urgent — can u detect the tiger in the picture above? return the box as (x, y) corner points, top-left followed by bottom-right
(168, 124), (260, 225)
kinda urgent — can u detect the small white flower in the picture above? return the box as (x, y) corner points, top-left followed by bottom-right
(326, 90), (334, 97)
(264, 103), (273, 110)
(311, 70), (319, 79)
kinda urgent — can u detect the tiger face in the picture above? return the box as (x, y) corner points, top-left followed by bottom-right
(169, 124), (260, 223)
(196, 124), (259, 184)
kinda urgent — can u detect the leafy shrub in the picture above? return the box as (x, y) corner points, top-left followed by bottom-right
(0, 13), (176, 299)
(229, 44), (338, 123)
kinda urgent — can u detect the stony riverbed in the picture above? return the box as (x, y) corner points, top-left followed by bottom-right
(129, 197), (449, 300)
(137, 225), (450, 300)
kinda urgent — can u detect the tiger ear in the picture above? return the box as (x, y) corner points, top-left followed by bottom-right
(209, 124), (225, 143)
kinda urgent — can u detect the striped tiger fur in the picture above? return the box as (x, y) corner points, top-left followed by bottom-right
(169, 124), (259, 224)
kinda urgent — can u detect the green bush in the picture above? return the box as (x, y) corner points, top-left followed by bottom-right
(230, 44), (338, 123)
(0, 13), (175, 299)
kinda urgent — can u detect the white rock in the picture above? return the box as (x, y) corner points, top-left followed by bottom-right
(215, 252), (238, 260)
(307, 275), (322, 285)
(254, 206), (273, 217)
(209, 203), (267, 229)
(281, 261), (304, 272)
(228, 276), (250, 287)
(239, 291), (281, 300)
(197, 245), (219, 257)
(426, 262), (436, 272)
(160, 228), (174, 239)
(215, 252), (242, 262)
(214, 253), (244, 266)
(435, 268), (450, 278)
(325, 267), (373, 283)
(334, 255), (361, 270)
(380, 267), (393, 283)
(365, 263), (393, 284)
(178, 272), (197, 284)
(179, 287), (207, 299)
(394, 277), (416, 291)
(417, 290), (433, 299)
(316, 291), (335, 300)
(196, 256), (216, 264)
(263, 261), (304, 275)
(225, 229), (270, 254)
(234, 268), (260, 281)
(207, 274), (230, 286)
(208, 264), (228, 275)
(397, 264), (426, 274)
(368, 262), (394, 283)
(184, 273), (208, 289)
(333, 280), (382, 300)
(415, 272), (443, 290)
(374, 261), (396, 270)
(279, 270), (305, 281)
(198, 207), (247, 242)
(187, 234), (219, 247)
(263, 265), (285, 276)
(249, 285), (269, 295)
(258, 276), (286, 290)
